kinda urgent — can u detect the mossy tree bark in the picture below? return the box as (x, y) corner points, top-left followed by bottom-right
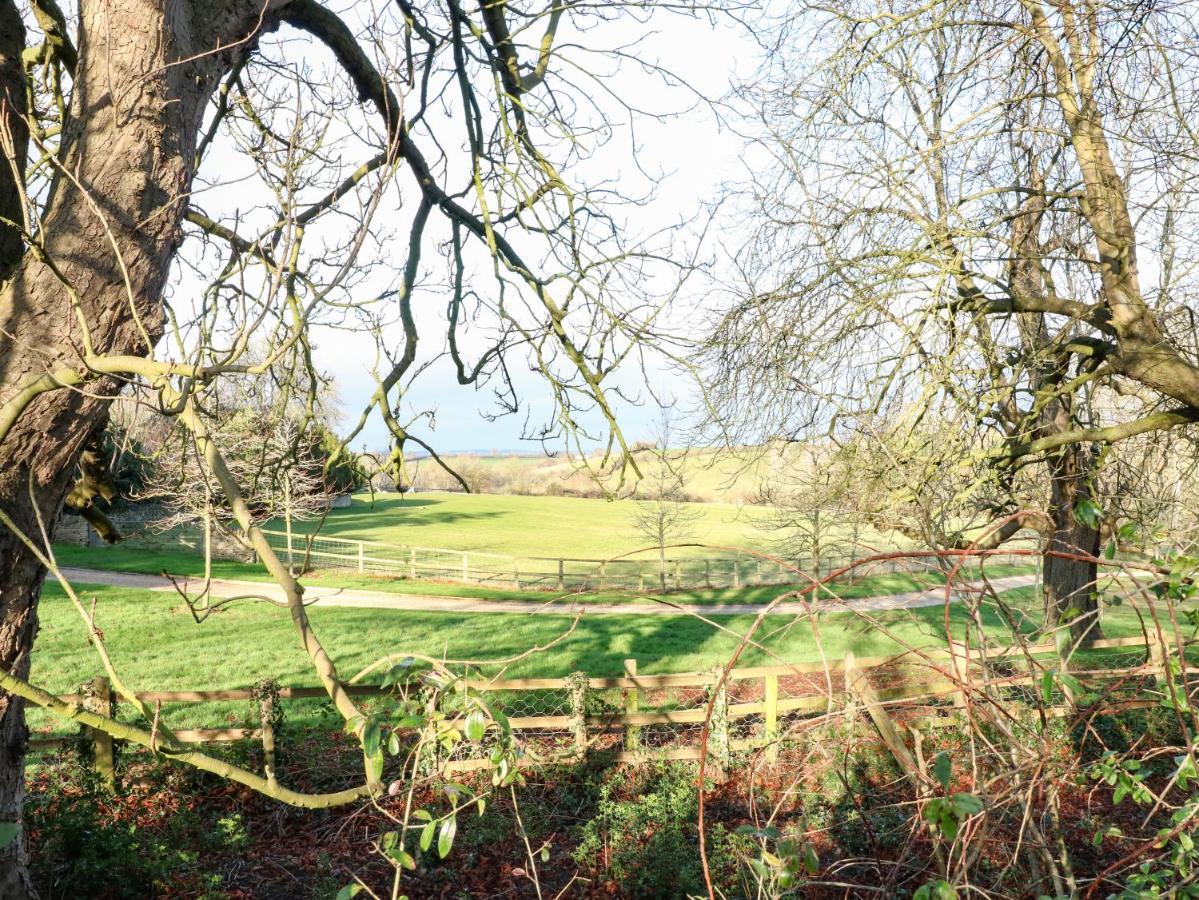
(0, 3), (290, 895)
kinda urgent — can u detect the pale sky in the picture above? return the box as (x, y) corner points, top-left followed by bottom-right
(278, 8), (760, 453)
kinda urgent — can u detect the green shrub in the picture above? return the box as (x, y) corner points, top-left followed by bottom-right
(572, 763), (746, 898)
(26, 762), (232, 899)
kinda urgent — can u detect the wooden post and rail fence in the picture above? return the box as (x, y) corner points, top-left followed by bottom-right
(254, 528), (1037, 593)
(27, 633), (1189, 786)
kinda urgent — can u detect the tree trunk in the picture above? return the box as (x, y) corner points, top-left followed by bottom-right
(0, 0), (26, 285)
(0, 4), (284, 894)
(1006, 178), (1104, 651)
(1043, 443), (1103, 649)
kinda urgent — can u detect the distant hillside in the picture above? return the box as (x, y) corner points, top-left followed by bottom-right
(389, 446), (798, 504)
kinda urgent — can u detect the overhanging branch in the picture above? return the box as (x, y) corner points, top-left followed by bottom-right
(1003, 408), (1199, 459)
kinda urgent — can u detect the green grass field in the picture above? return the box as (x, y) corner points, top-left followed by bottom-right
(50, 542), (1035, 607)
(289, 491), (773, 558)
(27, 579), (1157, 734)
(31, 488), (1068, 739)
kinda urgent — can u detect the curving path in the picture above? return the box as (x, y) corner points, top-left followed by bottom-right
(59, 567), (1037, 617)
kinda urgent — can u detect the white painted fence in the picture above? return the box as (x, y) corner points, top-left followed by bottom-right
(260, 529), (1031, 593)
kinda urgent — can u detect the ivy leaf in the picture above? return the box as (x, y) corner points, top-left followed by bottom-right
(388, 847), (417, 871)
(437, 816), (458, 859)
(747, 858), (772, 880)
(465, 709), (487, 743)
(362, 719), (381, 758)
(914, 881), (957, 900)
(803, 845), (820, 875)
(1075, 498), (1102, 529)
(1177, 756), (1198, 792)
(1058, 673), (1085, 698)
(952, 793), (984, 817)
(939, 811), (959, 842)
(933, 751), (952, 792)
(419, 821), (435, 853)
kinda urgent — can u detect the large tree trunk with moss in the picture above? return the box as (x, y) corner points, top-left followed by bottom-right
(1043, 443), (1103, 649)
(0, 3), (283, 895)
(0, 1), (26, 285)
(1007, 195), (1104, 651)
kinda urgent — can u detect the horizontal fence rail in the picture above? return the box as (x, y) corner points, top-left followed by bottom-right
(258, 528), (1037, 593)
(57, 505), (1040, 594)
(29, 633), (1187, 783)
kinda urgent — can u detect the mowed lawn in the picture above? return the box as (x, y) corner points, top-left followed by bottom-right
(27, 580), (1160, 732)
(50, 542), (1036, 608)
(279, 491), (772, 558)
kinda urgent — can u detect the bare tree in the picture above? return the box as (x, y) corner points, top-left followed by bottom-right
(754, 440), (878, 577)
(0, 1), (730, 892)
(141, 403), (332, 572)
(630, 412), (702, 590)
(712, 0), (1199, 648)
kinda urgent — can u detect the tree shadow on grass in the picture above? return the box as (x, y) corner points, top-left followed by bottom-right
(281, 501), (504, 537)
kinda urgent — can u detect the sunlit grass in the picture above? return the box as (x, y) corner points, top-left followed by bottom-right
(28, 576), (1156, 734)
(51, 543), (1036, 606)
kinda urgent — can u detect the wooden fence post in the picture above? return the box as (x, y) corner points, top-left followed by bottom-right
(704, 559), (711, 588)
(1149, 633), (1167, 675)
(408, 547), (416, 579)
(844, 653), (919, 779)
(624, 659), (640, 751)
(709, 668), (730, 781)
(513, 561), (521, 590)
(733, 557), (741, 589)
(557, 559), (565, 591)
(357, 541), (365, 574)
(674, 560), (682, 590)
(568, 672), (588, 759)
(255, 682), (279, 787)
(84, 676), (115, 791)
(285, 517), (295, 573)
(763, 672), (779, 762)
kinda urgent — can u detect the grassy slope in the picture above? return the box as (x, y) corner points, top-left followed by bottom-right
(292, 491), (771, 558)
(50, 543), (1035, 607)
(30, 580), (1146, 732)
(424, 447), (777, 504)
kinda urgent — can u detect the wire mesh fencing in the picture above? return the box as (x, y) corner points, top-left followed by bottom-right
(27, 631), (1191, 785)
